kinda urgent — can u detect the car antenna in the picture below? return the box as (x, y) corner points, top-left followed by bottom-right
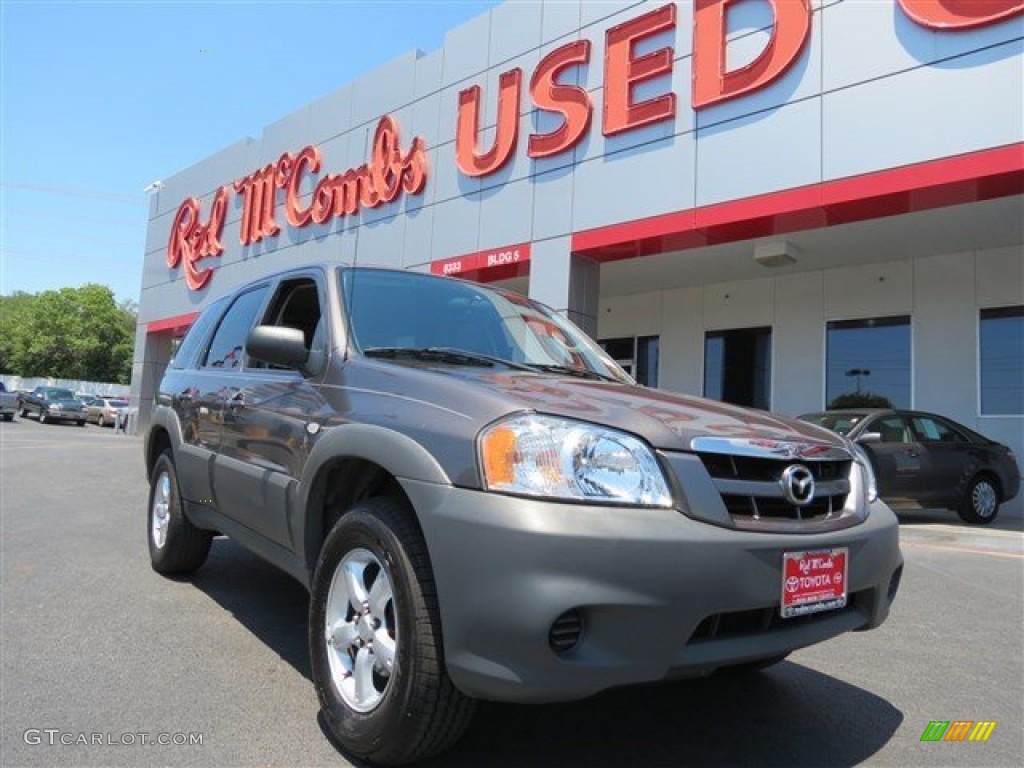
(344, 124), (371, 360)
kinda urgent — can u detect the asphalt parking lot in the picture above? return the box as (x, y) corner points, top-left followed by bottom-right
(2, 416), (1022, 768)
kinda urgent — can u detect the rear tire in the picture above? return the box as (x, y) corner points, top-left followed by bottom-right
(310, 496), (475, 765)
(76, 420), (85, 427)
(958, 475), (1000, 525)
(147, 451), (212, 574)
(19, 407), (28, 418)
(2, 413), (12, 422)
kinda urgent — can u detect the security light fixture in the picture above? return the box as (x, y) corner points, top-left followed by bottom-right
(754, 241), (798, 268)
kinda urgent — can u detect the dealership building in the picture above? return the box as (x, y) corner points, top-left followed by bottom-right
(134, 0), (1023, 513)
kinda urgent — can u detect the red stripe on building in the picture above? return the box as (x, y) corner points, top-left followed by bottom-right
(572, 142), (1024, 261)
(147, 312), (199, 334)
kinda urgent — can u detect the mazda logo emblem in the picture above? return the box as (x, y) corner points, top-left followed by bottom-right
(781, 464), (815, 507)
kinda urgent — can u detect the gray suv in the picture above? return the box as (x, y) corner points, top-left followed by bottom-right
(145, 265), (902, 765)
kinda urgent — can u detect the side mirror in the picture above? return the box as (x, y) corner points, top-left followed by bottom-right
(857, 432), (882, 445)
(246, 326), (309, 370)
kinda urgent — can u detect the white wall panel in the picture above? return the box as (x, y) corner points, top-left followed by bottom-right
(599, 291), (663, 338)
(823, 40), (1024, 181)
(824, 261), (914, 320)
(658, 285), (704, 396)
(703, 278), (773, 330)
(696, 97), (821, 207)
(912, 251), (977, 420)
(773, 272), (825, 416)
(977, 245), (1024, 308)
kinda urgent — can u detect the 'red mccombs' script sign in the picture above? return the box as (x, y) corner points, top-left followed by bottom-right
(167, 115), (427, 291)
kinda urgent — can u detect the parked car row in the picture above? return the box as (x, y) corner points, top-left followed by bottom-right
(9, 387), (130, 428)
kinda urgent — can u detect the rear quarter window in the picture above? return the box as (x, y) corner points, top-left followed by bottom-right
(168, 298), (229, 370)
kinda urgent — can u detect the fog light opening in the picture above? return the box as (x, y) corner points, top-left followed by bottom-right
(887, 565), (903, 602)
(549, 609), (584, 654)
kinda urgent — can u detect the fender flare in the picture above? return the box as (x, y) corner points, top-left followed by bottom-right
(145, 404), (185, 470)
(300, 423), (451, 505)
(297, 423), (451, 575)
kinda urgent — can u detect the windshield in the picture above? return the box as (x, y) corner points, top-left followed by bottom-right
(341, 269), (630, 382)
(108, 400), (129, 407)
(800, 412), (867, 436)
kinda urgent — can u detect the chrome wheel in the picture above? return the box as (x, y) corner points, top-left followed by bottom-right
(324, 548), (397, 713)
(972, 480), (997, 519)
(151, 471), (171, 549)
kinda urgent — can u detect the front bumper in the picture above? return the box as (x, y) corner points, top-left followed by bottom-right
(46, 410), (85, 422)
(404, 480), (902, 703)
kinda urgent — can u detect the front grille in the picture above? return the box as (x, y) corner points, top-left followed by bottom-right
(700, 454), (847, 483)
(721, 493), (843, 523)
(688, 591), (865, 644)
(697, 453), (852, 528)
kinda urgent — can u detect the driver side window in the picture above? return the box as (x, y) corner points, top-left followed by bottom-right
(253, 277), (326, 371)
(873, 416), (913, 444)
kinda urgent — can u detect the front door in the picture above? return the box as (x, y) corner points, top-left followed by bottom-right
(862, 414), (930, 504)
(215, 276), (330, 550)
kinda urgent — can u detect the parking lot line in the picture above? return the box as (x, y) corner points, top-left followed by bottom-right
(901, 541), (1023, 559)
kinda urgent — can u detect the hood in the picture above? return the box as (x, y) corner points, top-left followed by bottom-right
(468, 372), (842, 453)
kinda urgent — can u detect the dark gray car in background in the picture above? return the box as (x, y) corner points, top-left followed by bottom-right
(19, 386), (86, 425)
(145, 265), (903, 765)
(800, 409), (1020, 525)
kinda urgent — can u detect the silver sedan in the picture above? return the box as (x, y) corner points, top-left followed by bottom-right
(86, 398), (129, 427)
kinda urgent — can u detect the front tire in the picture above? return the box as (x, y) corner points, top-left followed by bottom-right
(147, 451), (213, 574)
(39, 410), (49, 424)
(2, 413), (12, 422)
(958, 475), (1000, 525)
(19, 407), (28, 418)
(310, 497), (475, 765)
(97, 414), (105, 427)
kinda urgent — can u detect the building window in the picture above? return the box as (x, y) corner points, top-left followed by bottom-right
(826, 316), (911, 409)
(599, 335), (659, 387)
(704, 327), (771, 410)
(980, 306), (1023, 415)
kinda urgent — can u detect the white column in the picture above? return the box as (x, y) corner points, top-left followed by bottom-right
(527, 236), (600, 337)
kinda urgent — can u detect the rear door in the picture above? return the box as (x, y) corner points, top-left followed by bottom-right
(907, 414), (976, 507)
(185, 285), (271, 518)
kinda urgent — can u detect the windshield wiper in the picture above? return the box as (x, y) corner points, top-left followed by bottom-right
(363, 347), (534, 371)
(519, 363), (619, 382)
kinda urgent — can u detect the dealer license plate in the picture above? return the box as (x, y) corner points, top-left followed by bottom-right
(781, 548), (848, 618)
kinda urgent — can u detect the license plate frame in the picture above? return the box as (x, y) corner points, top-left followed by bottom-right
(781, 548), (848, 619)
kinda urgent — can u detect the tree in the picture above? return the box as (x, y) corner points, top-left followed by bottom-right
(0, 285), (136, 383)
(828, 392), (893, 409)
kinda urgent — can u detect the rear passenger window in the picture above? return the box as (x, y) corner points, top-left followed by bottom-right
(202, 286), (269, 369)
(911, 416), (966, 443)
(168, 297), (228, 370)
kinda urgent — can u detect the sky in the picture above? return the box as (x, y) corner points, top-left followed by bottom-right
(0, 0), (500, 303)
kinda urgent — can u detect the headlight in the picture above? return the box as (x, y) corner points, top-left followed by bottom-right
(850, 443), (878, 503)
(478, 414), (673, 507)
